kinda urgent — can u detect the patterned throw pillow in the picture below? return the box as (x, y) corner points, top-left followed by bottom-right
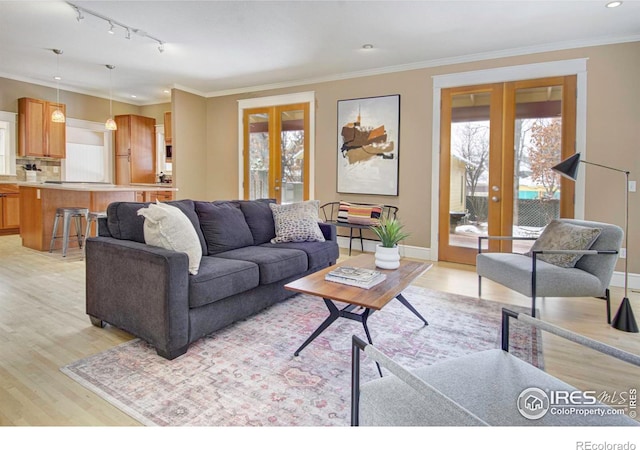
(337, 201), (383, 226)
(527, 220), (601, 268)
(269, 200), (326, 244)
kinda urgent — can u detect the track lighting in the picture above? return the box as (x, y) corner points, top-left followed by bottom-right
(66, 2), (166, 54)
(51, 49), (65, 123)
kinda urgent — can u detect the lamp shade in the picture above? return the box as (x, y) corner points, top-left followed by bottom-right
(551, 153), (582, 180)
(105, 118), (117, 131)
(51, 108), (66, 123)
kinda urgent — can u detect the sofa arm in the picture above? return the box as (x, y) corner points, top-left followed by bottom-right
(85, 236), (191, 359)
(319, 222), (337, 242)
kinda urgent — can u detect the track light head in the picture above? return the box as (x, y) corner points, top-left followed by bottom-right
(158, 42), (165, 53)
(108, 21), (115, 34)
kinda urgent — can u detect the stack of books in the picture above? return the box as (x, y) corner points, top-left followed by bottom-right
(325, 266), (386, 289)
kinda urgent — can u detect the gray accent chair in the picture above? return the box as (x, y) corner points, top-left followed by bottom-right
(476, 219), (623, 323)
(351, 309), (640, 426)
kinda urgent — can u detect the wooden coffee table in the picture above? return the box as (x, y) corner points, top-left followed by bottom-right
(285, 254), (431, 358)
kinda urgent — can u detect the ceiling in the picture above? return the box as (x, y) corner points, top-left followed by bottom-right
(1, 1), (639, 105)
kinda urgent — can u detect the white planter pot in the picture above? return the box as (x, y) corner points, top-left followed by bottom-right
(374, 244), (400, 270)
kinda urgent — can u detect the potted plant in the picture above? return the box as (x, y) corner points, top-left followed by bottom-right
(370, 217), (410, 269)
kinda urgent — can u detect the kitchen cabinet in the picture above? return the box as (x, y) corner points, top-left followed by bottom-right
(18, 97), (66, 158)
(0, 185), (20, 234)
(146, 190), (174, 202)
(114, 115), (156, 185)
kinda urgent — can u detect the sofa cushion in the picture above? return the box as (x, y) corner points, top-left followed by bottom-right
(238, 199), (276, 245)
(526, 220), (601, 268)
(195, 201), (254, 255)
(137, 201), (203, 275)
(214, 246), (308, 284)
(269, 200), (325, 244)
(106, 199), (206, 254)
(260, 240), (339, 271)
(189, 256), (260, 308)
(107, 201), (147, 243)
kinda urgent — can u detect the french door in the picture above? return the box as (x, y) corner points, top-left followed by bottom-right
(243, 103), (310, 203)
(438, 76), (576, 265)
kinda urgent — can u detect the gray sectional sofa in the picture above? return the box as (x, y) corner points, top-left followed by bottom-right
(85, 198), (339, 359)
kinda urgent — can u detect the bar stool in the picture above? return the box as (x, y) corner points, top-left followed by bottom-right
(49, 207), (89, 257)
(84, 211), (107, 248)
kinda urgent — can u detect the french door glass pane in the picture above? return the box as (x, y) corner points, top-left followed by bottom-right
(512, 85), (563, 253)
(280, 109), (304, 204)
(449, 92), (491, 250)
(248, 113), (269, 200)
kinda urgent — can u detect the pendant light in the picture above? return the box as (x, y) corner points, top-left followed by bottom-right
(105, 64), (117, 131)
(51, 49), (65, 123)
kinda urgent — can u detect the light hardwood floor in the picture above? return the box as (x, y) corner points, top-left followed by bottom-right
(0, 234), (638, 426)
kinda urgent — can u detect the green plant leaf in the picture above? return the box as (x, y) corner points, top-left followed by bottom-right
(369, 217), (410, 248)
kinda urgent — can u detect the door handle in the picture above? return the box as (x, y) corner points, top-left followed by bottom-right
(274, 187), (280, 191)
(491, 196), (500, 202)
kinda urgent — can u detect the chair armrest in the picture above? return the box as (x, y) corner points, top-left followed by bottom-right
(318, 222), (337, 241)
(478, 235), (538, 253)
(502, 309), (640, 367)
(351, 335), (487, 426)
(531, 249), (618, 256)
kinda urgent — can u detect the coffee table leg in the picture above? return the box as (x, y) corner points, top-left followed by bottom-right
(293, 298), (340, 356)
(396, 293), (429, 326)
(360, 308), (383, 377)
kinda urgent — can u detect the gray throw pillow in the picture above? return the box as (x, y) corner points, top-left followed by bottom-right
(195, 201), (254, 255)
(527, 220), (601, 268)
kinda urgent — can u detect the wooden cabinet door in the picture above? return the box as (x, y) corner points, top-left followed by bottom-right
(2, 193), (20, 229)
(114, 115), (131, 156)
(18, 98), (46, 157)
(46, 102), (66, 158)
(130, 115), (156, 184)
(115, 155), (131, 186)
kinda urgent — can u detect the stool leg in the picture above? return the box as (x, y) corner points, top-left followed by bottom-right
(49, 213), (60, 253)
(75, 215), (83, 249)
(62, 211), (71, 257)
(84, 217), (91, 250)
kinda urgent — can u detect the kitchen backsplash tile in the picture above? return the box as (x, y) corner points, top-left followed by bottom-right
(16, 158), (62, 182)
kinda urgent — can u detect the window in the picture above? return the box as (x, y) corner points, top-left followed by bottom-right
(63, 119), (112, 182)
(0, 112), (17, 175)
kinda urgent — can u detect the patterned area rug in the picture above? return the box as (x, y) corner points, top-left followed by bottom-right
(61, 286), (542, 426)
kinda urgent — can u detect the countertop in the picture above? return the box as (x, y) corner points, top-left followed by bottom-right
(17, 182), (178, 192)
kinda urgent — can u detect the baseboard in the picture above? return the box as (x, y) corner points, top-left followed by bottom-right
(336, 237), (432, 261)
(336, 238), (639, 291)
(611, 271), (640, 290)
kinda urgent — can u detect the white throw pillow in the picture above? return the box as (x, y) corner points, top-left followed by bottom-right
(137, 201), (202, 275)
(269, 200), (325, 244)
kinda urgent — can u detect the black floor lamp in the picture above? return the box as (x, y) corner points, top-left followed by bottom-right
(552, 153), (638, 333)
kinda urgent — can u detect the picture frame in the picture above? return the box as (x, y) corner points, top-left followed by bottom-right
(336, 94), (400, 196)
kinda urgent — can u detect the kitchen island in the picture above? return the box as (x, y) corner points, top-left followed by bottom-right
(18, 182), (178, 252)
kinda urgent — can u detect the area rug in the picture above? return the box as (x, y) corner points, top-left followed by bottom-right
(61, 286), (542, 426)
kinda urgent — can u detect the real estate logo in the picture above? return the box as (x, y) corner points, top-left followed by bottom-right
(517, 387), (637, 420)
(517, 387), (550, 419)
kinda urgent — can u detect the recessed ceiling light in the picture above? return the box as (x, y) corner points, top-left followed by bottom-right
(130, 94), (137, 98)
(53, 75), (62, 81)
(163, 89), (170, 94)
(606, 1), (622, 8)
(362, 44), (374, 50)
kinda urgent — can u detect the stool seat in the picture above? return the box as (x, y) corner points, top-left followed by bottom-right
(84, 211), (107, 248)
(49, 207), (89, 257)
